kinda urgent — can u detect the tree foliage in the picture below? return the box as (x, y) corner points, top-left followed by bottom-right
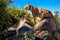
(0, 0), (12, 40)
(54, 11), (60, 24)
(0, 0), (35, 39)
(24, 32), (35, 40)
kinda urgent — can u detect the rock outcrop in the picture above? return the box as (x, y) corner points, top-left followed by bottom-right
(3, 15), (34, 40)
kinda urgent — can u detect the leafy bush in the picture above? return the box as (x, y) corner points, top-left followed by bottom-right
(24, 32), (35, 40)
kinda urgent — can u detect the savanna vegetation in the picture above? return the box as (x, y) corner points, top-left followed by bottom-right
(0, 0), (60, 40)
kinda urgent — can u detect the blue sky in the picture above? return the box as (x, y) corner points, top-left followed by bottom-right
(10, 0), (60, 14)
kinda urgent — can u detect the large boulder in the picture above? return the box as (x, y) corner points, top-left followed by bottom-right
(25, 4), (53, 23)
(34, 18), (57, 40)
(3, 15), (35, 40)
(17, 23), (34, 40)
(3, 24), (34, 40)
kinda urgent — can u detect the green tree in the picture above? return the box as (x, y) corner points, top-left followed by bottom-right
(24, 32), (35, 40)
(0, 0), (12, 40)
(54, 11), (60, 24)
(0, 0), (35, 40)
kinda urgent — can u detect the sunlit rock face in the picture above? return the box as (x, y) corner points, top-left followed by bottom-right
(34, 17), (59, 40)
(25, 4), (53, 24)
